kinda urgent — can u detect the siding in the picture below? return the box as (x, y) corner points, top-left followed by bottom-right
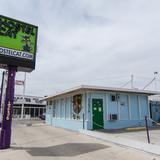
(140, 96), (149, 119)
(119, 95), (129, 120)
(130, 95), (139, 120)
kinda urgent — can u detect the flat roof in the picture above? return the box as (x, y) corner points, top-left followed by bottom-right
(43, 85), (160, 101)
(149, 95), (160, 101)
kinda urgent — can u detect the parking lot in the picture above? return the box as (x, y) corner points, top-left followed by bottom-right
(0, 119), (159, 160)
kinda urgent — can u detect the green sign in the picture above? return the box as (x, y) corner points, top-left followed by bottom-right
(0, 15), (38, 60)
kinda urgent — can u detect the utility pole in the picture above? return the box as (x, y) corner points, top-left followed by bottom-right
(21, 72), (26, 119)
(0, 71), (8, 120)
(0, 71), (5, 124)
(154, 72), (158, 91)
(131, 74), (134, 89)
(0, 71), (5, 113)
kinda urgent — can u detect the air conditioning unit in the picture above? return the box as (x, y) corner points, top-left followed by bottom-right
(109, 114), (118, 120)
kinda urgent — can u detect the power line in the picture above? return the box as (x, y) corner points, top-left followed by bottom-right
(142, 78), (155, 90)
(120, 80), (131, 88)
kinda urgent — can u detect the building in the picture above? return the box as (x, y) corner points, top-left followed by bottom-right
(44, 85), (158, 131)
(149, 95), (160, 122)
(13, 95), (46, 118)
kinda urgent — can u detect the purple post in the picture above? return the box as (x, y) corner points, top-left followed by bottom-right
(0, 66), (16, 149)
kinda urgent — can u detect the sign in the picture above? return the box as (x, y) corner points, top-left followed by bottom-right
(0, 15), (38, 72)
(15, 80), (24, 85)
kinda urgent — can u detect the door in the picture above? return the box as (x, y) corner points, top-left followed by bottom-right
(92, 98), (104, 129)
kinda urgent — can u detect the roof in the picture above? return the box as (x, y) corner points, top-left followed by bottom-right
(15, 94), (43, 99)
(149, 95), (160, 101)
(42, 85), (160, 101)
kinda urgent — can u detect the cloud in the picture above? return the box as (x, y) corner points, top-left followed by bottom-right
(0, 0), (160, 96)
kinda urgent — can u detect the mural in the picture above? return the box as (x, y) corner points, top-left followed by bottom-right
(72, 94), (82, 119)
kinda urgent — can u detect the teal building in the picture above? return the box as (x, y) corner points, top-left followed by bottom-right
(44, 85), (158, 131)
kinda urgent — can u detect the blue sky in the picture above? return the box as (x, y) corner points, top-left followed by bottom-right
(1, 0), (160, 96)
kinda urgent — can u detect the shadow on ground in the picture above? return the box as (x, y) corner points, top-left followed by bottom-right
(12, 143), (109, 157)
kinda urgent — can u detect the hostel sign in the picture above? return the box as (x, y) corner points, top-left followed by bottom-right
(0, 15), (38, 72)
(0, 16), (38, 149)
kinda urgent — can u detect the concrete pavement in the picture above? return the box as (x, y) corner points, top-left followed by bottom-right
(80, 129), (160, 156)
(0, 119), (159, 160)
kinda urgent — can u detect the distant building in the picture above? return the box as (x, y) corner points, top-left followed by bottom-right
(44, 85), (158, 131)
(13, 95), (46, 118)
(149, 95), (160, 122)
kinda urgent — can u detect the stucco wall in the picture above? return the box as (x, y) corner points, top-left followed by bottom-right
(86, 92), (150, 129)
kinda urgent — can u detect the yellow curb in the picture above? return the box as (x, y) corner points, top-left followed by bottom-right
(126, 127), (146, 132)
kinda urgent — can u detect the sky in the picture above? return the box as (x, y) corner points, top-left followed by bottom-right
(0, 0), (160, 97)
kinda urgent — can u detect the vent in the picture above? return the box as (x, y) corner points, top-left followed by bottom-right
(109, 114), (118, 120)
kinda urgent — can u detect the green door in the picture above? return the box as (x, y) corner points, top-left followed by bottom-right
(92, 98), (104, 130)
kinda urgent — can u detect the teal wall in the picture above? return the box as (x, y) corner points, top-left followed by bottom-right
(45, 91), (151, 131)
(150, 101), (160, 122)
(130, 96), (139, 119)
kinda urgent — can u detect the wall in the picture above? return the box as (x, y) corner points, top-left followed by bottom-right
(46, 105), (53, 125)
(150, 101), (160, 122)
(86, 92), (151, 129)
(45, 94), (85, 131)
(51, 119), (84, 131)
(46, 91), (151, 131)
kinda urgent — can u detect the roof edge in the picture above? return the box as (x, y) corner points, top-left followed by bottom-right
(42, 85), (160, 101)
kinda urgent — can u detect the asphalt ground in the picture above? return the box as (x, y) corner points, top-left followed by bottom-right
(0, 119), (159, 160)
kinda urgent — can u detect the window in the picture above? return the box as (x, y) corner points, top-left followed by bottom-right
(25, 98), (31, 102)
(111, 95), (116, 102)
(33, 98), (40, 103)
(49, 100), (52, 105)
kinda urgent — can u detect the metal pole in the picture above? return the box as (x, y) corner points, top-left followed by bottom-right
(0, 66), (16, 149)
(154, 72), (158, 91)
(1, 72), (8, 117)
(21, 72), (26, 119)
(34, 108), (36, 117)
(131, 74), (134, 89)
(29, 107), (31, 118)
(0, 71), (5, 113)
(83, 113), (85, 129)
(0, 71), (5, 126)
(145, 116), (150, 143)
